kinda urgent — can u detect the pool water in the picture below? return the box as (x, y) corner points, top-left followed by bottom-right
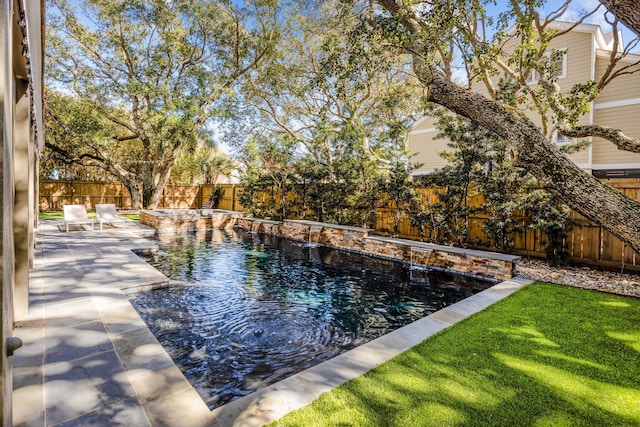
(130, 230), (491, 409)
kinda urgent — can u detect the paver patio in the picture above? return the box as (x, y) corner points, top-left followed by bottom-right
(12, 219), (532, 426)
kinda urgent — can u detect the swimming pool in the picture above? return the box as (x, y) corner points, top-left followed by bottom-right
(130, 230), (491, 409)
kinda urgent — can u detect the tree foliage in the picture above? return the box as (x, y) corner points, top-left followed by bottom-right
(369, 0), (640, 254)
(45, 0), (279, 208)
(415, 112), (570, 262)
(237, 0), (423, 226)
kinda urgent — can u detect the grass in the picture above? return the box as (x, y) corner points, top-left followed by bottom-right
(38, 211), (139, 220)
(269, 283), (640, 427)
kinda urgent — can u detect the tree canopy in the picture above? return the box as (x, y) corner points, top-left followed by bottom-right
(45, 0), (279, 208)
(236, 0), (424, 225)
(366, 0), (640, 253)
(42, 0), (640, 256)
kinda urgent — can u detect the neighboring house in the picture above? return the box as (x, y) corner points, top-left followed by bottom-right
(409, 22), (640, 178)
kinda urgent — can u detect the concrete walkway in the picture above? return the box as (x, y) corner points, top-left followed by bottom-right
(13, 219), (533, 427)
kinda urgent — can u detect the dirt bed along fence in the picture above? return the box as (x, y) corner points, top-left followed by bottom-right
(39, 178), (640, 272)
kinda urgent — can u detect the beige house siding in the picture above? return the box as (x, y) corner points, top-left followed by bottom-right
(589, 55), (640, 172)
(408, 22), (640, 176)
(566, 145), (591, 166)
(411, 116), (439, 132)
(408, 117), (446, 173)
(592, 105), (640, 166)
(594, 57), (640, 104)
(409, 131), (450, 173)
(553, 30), (594, 88)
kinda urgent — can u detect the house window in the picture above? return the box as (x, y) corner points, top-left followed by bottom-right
(526, 50), (567, 84)
(554, 132), (574, 145)
(550, 50), (567, 79)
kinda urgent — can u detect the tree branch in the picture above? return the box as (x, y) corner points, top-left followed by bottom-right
(558, 124), (640, 153)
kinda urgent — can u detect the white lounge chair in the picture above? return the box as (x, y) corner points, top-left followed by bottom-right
(95, 204), (126, 230)
(63, 205), (94, 232)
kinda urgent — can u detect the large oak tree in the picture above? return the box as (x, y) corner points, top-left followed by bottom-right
(368, 0), (640, 254)
(45, 0), (279, 208)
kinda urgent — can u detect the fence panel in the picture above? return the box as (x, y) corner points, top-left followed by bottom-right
(160, 185), (201, 209)
(39, 178), (640, 270)
(39, 180), (130, 210)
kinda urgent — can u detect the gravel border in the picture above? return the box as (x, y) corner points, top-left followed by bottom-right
(516, 258), (640, 298)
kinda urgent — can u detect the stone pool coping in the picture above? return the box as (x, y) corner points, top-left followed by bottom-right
(13, 219), (533, 427)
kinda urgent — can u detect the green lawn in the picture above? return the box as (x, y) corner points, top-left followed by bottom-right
(270, 283), (640, 427)
(38, 211), (139, 221)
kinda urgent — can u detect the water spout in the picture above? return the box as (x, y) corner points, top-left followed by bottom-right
(250, 220), (262, 234)
(410, 247), (433, 271)
(305, 225), (323, 248)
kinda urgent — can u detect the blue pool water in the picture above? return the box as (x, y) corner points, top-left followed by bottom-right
(130, 230), (491, 409)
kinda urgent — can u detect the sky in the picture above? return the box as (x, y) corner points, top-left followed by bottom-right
(486, 0), (637, 45)
(58, 0), (639, 156)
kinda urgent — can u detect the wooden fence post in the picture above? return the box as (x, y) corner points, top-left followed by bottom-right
(231, 185), (236, 211)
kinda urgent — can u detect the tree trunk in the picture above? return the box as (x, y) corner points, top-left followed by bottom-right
(146, 163), (175, 209)
(599, 1), (640, 37)
(121, 179), (142, 210)
(422, 69), (640, 254)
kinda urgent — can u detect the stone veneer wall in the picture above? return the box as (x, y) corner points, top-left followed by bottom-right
(236, 218), (284, 235)
(236, 218), (519, 281)
(141, 213), (518, 280)
(140, 209), (244, 232)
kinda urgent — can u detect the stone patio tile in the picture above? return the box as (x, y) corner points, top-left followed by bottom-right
(291, 351), (374, 392)
(45, 320), (112, 364)
(38, 253), (76, 266)
(44, 350), (135, 426)
(337, 342), (395, 370)
(396, 316), (451, 342)
(124, 364), (193, 404)
(33, 271), (84, 287)
(44, 298), (101, 328)
(111, 327), (171, 371)
(213, 378), (315, 427)
(12, 321), (45, 368)
(13, 365), (44, 427)
(482, 279), (532, 298)
(353, 337), (410, 362)
(143, 387), (214, 427)
(429, 308), (466, 325)
(89, 293), (134, 315)
(445, 292), (499, 317)
(110, 262), (168, 284)
(99, 306), (148, 335)
(62, 247), (100, 260)
(13, 409), (44, 427)
(36, 286), (92, 307)
(370, 317), (450, 353)
(53, 397), (151, 427)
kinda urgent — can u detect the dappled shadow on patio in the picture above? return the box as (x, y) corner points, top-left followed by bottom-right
(12, 220), (216, 427)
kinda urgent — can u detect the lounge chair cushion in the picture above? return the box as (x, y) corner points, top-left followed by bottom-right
(95, 204), (126, 230)
(63, 205), (94, 232)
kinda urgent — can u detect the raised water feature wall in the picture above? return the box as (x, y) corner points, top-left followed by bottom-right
(141, 211), (518, 280)
(140, 209), (244, 232)
(236, 218), (519, 281)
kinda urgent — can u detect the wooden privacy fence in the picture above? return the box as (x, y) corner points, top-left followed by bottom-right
(39, 178), (640, 271)
(373, 178), (640, 271)
(39, 180), (242, 212)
